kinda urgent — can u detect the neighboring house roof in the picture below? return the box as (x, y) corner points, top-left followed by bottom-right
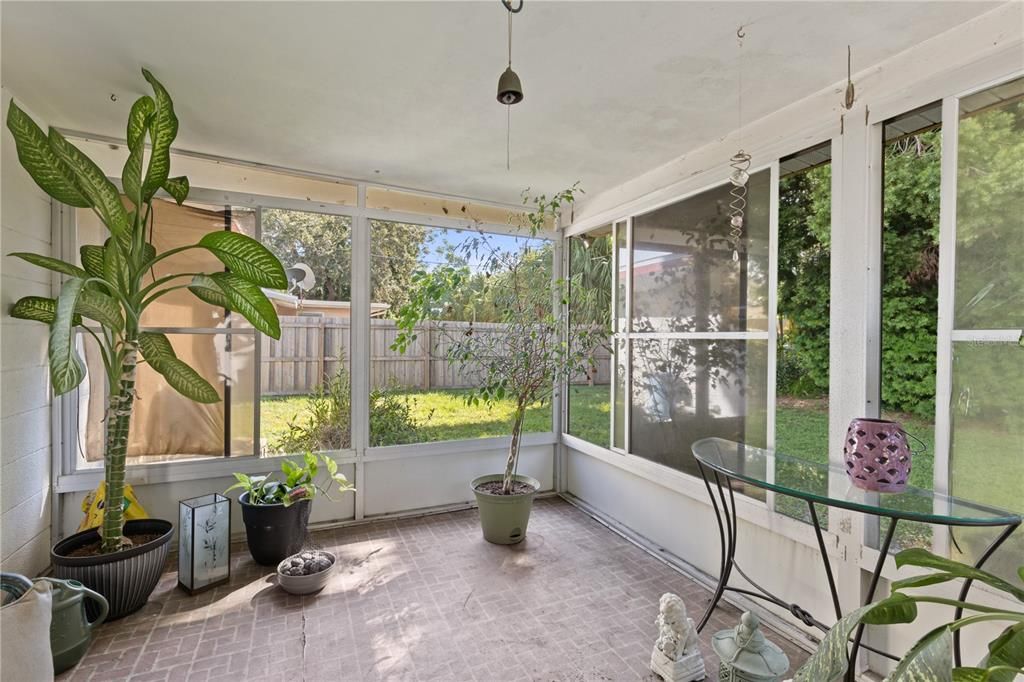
(263, 289), (391, 317)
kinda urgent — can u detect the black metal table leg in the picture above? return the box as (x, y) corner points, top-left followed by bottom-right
(846, 518), (898, 682)
(696, 461), (736, 633)
(808, 500), (843, 622)
(952, 522), (1020, 667)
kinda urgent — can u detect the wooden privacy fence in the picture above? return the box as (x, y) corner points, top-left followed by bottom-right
(261, 316), (611, 396)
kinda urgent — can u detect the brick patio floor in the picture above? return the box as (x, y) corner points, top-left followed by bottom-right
(59, 497), (809, 681)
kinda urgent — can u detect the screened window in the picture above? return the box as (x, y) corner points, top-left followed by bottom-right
(945, 77), (1024, 577)
(258, 209), (352, 456)
(625, 170), (772, 489)
(774, 144), (832, 523)
(567, 226), (613, 448)
(369, 221), (554, 446)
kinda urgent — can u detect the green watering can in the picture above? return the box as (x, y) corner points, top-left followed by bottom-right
(2, 573), (108, 673)
(37, 577), (109, 673)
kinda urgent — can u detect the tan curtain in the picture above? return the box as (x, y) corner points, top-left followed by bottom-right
(80, 199), (249, 461)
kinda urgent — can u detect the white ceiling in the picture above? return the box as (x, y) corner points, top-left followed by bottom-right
(1, 1), (1000, 205)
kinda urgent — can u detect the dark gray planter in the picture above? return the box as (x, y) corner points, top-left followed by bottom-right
(471, 474), (540, 544)
(238, 494), (311, 566)
(51, 519), (173, 621)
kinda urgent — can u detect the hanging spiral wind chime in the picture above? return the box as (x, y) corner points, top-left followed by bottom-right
(497, 0), (525, 170)
(728, 26), (751, 263)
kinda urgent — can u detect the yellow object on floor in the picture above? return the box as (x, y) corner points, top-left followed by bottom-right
(77, 482), (149, 532)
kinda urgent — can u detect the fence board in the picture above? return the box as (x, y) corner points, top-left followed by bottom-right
(260, 316), (610, 396)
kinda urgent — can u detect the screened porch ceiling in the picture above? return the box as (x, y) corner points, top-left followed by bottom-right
(1, 1), (1000, 208)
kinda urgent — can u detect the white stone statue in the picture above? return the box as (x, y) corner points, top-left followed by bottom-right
(651, 593), (706, 682)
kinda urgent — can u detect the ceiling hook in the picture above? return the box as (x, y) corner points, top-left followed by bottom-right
(736, 25), (746, 40)
(501, 0), (524, 13)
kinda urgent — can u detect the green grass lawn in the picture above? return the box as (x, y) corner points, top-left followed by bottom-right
(263, 386), (1018, 565)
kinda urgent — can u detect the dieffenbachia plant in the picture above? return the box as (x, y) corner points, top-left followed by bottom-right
(6, 69), (287, 553)
(794, 548), (1024, 681)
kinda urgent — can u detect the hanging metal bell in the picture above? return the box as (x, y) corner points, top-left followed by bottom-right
(497, 66), (524, 105)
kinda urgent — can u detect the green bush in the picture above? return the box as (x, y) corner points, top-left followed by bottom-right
(777, 133), (944, 419)
(270, 368), (426, 453)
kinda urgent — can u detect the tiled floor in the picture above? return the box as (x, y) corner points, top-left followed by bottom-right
(60, 497), (808, 681)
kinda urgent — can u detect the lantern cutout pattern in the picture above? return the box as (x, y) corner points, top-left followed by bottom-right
(178, 494), (231, 595)
(712, 612), (789, 682)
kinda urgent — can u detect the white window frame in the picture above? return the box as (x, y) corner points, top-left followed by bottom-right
(54, 165), (561, 496)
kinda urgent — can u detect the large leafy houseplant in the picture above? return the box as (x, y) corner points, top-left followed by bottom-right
(6, 69), (287, 553)
(795, 549), (1024, 681)
(391, 184), (605, 496)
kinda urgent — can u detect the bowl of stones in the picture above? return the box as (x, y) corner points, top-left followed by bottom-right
(276, 549), (336, 595)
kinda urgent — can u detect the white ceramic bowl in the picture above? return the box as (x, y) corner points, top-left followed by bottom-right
(276, 550), (336, 595)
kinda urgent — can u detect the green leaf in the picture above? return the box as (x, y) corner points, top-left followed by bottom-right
(48, 278), (87, 395)
(187, 274), (231, 309)
(80, 245), (105, 278)
(103, 239), (130, 293)
(984, 623), (1024, 682)
(121, 122), (147, 208)
(795, 596), (917, 682)
(198, 231), (287, 288)
(890, 625), (953, 682)
(8, 252), (88, 279)
(75, 289), (123, 331)
(895, 549), (1024, 602)
(138, 332), (220, 403)
(193, 272), (281, 338)
(126, 95), (154, 149)
(162, 176), (189, 205)
(10, 296), (81, 326)
(953, 668), (988, 682)
(860, 592), (918, 625)
(140, 69), (179, 201)
(47, 129), (131, 239)
(5, 102), (90, 207)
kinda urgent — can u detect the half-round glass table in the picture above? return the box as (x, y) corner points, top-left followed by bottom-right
(691, 437), (1021, 680)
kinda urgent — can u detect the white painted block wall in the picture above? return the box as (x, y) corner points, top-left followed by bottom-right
(1, 89), (54, 576)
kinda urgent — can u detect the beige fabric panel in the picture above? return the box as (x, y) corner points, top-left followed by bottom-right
(79, 200), (256, 461)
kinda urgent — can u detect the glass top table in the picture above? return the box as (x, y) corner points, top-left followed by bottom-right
(692, 437), (1021, 526)
(688, 438), (1021, 680)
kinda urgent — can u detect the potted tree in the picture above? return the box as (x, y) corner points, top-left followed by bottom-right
(6, 69), (287, 618)
(392, 185), (604, 544)
(226, 452), (354, 565)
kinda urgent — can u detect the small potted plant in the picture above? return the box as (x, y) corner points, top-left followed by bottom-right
(277, 549), (337, 595)
(227, 453), (353, 565)
(392, 184), (604, 544)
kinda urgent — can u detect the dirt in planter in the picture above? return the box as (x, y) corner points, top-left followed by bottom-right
(65, 533), (163, 558)
(475, 480), (537, 496)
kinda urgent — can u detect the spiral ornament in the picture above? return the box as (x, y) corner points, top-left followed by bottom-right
(728, 150), (751, 262)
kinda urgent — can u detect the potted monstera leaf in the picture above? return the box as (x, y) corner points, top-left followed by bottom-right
(5, 69), (286, 619)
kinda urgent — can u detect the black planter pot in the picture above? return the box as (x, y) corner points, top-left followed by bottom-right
(51, 519), (173, 621)
(239, 494), (311, 566)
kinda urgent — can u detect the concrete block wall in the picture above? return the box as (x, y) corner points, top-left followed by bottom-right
(1, 89), (54, 576)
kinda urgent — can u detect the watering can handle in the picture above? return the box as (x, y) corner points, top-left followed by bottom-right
(79, 583), (109, 630)
(38, 578), (110, 630)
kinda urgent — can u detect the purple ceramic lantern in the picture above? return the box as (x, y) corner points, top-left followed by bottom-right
(844, 418), (913, 492)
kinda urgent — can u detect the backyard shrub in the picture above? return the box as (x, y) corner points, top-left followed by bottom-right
(270, 368), (426, 453)
(777, 133), (944, 419)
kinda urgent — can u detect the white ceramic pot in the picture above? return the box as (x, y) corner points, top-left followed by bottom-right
(276, 550), (336, 595)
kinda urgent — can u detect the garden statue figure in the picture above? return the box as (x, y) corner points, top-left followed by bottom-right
(650, 593), (706, 682)
(712, 611), (789, 681)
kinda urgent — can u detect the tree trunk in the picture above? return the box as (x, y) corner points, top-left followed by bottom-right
(502, 404), (527, 494)
(101, 346), (138, 553)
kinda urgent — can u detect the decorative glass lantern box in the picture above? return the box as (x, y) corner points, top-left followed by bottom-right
(178, 494), (231, 595)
